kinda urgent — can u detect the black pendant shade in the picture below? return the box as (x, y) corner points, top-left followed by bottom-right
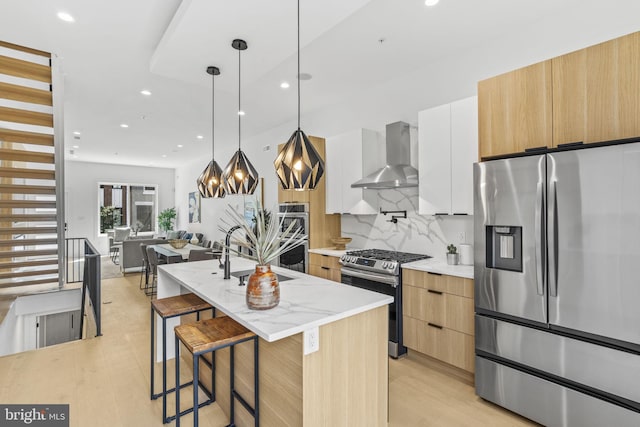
(223, 149), (259, 194)
(197, 159), (226, 198)
(196, 65), (226, 198)
(274, 0), (325, 190)
(222, 39), (258, 195)
(274, 128), (324, 190)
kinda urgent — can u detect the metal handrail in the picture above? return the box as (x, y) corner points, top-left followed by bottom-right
(65, 238), (102, 337)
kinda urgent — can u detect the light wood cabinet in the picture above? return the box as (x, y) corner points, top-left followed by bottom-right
(325, 129), (382, 215)
(402, 268), (474, 372)
(553, 32), (640, 146)
(277, 136), (341, 249)
(309, 253), (341, 282)
(478, 31), (640, 158)
(478, 60), (553, 159)
(418, 96), (478, 215)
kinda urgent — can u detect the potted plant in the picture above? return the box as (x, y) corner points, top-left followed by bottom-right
(158, 207), (177, 235)
(220, 200), (307, 310)
(447, 243), (459, 265)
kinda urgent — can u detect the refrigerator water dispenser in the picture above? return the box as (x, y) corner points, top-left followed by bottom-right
(486, 226), (522, 272)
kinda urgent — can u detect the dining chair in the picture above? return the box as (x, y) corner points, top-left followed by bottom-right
(145, 246), (166, 296)
(201, 239), (210, 249)
(139, 243), (150, 290)
(188, 249), (215, 262)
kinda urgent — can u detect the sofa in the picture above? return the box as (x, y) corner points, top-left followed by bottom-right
(121, 238), (167, 273)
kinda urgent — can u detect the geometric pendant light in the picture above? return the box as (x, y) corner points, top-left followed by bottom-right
(196, 66), (226, 198)
(274, 0), (325, 190)
(222, 39), (259, 195)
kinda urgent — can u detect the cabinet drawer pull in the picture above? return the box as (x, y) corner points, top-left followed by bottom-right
(322, 254), (328, 257)
(427, 272), (442, 276)
(524, 146), (547, 153)
(428, 323), (443, 330)
(427, 289), (443, 295)
(434, 212), (449, 216)
(557, 141), (583, 148)
(453, 213), (468, 216)
(321, 266), (330, 270)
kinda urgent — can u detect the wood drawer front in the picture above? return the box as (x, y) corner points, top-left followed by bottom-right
(402, 269), (473, 298)
(309, 264), (328, 280)
(403, 285), (444, 325)
(445, 294), (474, 335)
(403, 316), (475, 373)
(309, 253), (340, 269)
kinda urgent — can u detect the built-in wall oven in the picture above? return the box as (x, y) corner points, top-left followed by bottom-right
(276, 203), (309, 273)
(340, 249), (430, 358)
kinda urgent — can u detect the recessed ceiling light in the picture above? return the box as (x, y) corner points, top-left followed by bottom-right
(57, 12), (75, 22)
(161, 154), (167, 158)
(177, 144), (183, 148)
(73, 131), (81, 135)
(238, 111), (245, 116)
(196, 135), (203, 139)
(72, 145), (79, 149)
(424, 0), (439, 6)
(120, 124), (129, 128)
(140, 90), (152, 96)
(280, 82), (290, 89)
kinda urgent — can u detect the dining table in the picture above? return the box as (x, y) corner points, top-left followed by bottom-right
(152, 243), (219, 262)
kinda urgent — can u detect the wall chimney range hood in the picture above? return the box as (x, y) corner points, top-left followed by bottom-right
(351, 121), (418, 189)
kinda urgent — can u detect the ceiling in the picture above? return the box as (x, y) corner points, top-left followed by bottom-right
(0, 0), (586, 168)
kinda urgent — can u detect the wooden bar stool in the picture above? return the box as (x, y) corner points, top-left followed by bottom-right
(150, 294), (215, 424)
(174, 316), (259, 427)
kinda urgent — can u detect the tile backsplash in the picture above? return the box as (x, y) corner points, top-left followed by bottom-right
(340, 188), (473, 260)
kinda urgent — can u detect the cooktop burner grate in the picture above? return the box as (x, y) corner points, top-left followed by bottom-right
(345, 249), (431, 264)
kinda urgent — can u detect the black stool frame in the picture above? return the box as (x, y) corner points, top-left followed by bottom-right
(175, 333), (259, 427)
(150, 305), (215, 423)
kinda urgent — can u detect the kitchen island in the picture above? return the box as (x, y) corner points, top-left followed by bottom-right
(157, 257), (392, 427)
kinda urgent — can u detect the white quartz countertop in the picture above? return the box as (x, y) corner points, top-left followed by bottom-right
(308, 248), (350, 257)
(158, 257), (392, 342)
(402, 258), (474, 279)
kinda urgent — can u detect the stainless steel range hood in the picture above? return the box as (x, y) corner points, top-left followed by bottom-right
(351, 121), (418, 189)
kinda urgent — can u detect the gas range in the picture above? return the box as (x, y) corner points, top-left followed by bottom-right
(339, 248), (431, 359)
(339, 249), (431, 276)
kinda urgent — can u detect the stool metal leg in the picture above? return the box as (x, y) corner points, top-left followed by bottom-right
(255, 337), (259, 427)
(150, 307), (155, 400)
(162, 316), (167, 422)
(175, 335), (181, 427)
(229, 345), (235, 426)
(193, 352), (200, 427)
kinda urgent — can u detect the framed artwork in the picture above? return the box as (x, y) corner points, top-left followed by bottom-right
(243, 177), (265, 226)
(188, 191), (201, 223)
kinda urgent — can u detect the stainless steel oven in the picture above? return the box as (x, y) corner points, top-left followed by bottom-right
(340, 266), (401, 356)
(340, 249), (431, 359)
(277, 203), (309, 236)
(276, 203), (309, 273)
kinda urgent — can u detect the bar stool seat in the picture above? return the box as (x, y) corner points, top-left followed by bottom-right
(174, 316), (259, 427)
(150, 293), (214, 424)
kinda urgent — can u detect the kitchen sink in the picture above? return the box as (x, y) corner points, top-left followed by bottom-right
(230, 269), (294, 283)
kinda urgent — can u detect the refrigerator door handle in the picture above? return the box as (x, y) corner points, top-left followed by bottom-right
(549, 180), (558, 297)
(534, 181), (545, 296)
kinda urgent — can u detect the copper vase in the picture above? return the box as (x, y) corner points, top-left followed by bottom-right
(246, 264), (280, 310)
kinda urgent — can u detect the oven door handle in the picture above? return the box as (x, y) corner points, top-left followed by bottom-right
(340, 267), (398, 287)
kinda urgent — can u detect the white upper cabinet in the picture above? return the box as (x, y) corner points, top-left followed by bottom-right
(418, 96), (478, 216)
(326, 129), (382, 215)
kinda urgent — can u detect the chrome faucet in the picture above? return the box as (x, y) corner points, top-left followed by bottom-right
(223, 225), (241, 279)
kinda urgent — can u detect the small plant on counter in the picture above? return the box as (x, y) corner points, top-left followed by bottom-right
(447, 243), (458, 254)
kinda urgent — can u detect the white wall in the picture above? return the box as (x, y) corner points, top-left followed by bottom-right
(175, 2), (640, 247)
(65, 161), (175, 254)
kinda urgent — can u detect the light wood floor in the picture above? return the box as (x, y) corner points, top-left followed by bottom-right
(0, 273), (538, 427)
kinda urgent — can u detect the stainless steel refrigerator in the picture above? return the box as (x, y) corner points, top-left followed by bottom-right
(474, 142), (640, 427)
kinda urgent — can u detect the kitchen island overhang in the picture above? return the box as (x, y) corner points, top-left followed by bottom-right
(156, 257), (391, 426)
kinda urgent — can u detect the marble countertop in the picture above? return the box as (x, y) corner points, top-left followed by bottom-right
(157, 257), (392, 342)
(402, 258), (474, 279)
(308, 247), (350, 257)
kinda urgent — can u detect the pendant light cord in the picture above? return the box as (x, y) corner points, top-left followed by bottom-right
(211, 73), (216, 161)
(238, 45), (241, 151)
(297, 0), (301, 130)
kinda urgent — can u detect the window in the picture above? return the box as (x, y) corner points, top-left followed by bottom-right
(98, 183), (158, 234)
